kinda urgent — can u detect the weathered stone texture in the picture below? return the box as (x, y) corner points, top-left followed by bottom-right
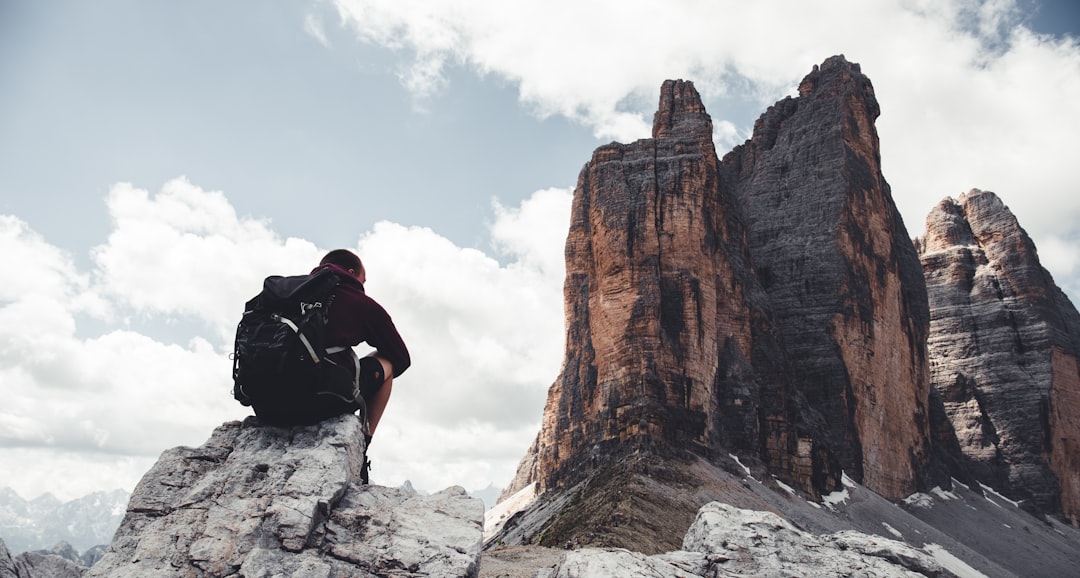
(918, 188), (1080, 524)
(552, 502), (945, 577)
(0, 538), (85, 578)
(532, 79), (789, 494)
(0, 539), (19, 578)
(510, 56), (938, 509)
(722, 55), (933, 500)
(86, 415), (483, 578)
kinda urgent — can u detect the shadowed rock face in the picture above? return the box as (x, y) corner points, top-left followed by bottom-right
(527, 78), (809, 498)
(721, 55), (933, 500)
(918, 189), (1080, 524)
(508, 55), (936, 506)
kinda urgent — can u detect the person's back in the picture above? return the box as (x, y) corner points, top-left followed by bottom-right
(237, 249), (410, 438)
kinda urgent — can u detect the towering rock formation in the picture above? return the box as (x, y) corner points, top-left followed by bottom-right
(507, 55), (938, 519)
(918, 189), (1080, 524)
(721, 56), (934, 500)
(527, 78), (799, 496)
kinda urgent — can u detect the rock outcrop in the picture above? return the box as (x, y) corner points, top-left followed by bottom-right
(918, 189), (1080, 524)
(0, 538), (84, 578)
(553, 502), (950, 578)
(29, 541), (104, 568)
(86, 415), (483, 578)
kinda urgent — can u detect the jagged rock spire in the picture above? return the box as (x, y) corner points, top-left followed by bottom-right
(652, 79), (711, 139)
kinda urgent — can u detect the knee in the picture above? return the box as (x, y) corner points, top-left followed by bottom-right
(374, 356), (394, 384)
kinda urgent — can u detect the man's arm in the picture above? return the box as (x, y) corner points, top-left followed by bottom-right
(362, 298), (411, 378)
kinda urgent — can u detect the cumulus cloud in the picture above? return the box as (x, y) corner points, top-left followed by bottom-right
(0, 178), (568, 499)
(490, 187), (573, 276)
(92, 178), (322, 340)
(331, 0), (1080, 298)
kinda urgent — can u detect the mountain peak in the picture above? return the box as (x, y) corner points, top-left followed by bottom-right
(920, 188), (1080, 524)
(651, 79), (711, 139)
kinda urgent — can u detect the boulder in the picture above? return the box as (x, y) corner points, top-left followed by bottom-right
(552, 502), (947, 578)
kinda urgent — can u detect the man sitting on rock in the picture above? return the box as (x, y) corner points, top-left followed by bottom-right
(316, 248), (411, 440)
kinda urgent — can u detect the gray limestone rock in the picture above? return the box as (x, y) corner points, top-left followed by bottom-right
(86, 414), (483, 578)
(1, 538), (85, 578)
(722, 55), (935, 500)
(12, 551), (85, 578)
(1, 538), (18, 578)
(918, 188), (1080, 524)
(554, 502), (946, 578)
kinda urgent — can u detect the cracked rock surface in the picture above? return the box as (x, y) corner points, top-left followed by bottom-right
(86, 415), (483, 578)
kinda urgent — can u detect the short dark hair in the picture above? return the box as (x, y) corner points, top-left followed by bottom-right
(320, 249), (362, 273)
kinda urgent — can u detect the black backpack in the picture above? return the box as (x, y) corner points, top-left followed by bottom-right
(231, 267), (361, 426)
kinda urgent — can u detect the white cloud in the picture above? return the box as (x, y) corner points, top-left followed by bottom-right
(331, 0), (1080, 298)
(92, 178), (322, 341)
(490, 187), (573, 276)
(0, 449), (155, 503)
(0, 216), (105, 317)
(304, 12), (331, 48)
(356, 217), (564, 431)
(0, 179), (568, 499)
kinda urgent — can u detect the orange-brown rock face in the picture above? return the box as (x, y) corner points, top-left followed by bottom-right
(531, 80), (793, 493)
(506, 57), (940, 505)
(721, 56), (933, 500)
(918, 189), (1080, 524)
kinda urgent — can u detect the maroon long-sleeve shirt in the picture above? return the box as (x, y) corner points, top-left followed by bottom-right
(313, 263), (411, 378)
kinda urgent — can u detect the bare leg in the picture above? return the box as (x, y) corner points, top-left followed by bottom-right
(366, 356), (394, 436)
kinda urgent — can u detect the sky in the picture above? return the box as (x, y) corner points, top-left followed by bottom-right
(1, 0), (1078, 503)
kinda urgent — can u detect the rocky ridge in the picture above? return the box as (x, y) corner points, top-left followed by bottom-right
(521, 74), (794, 500)
(553, 501), (948, 578)
(723, 56), (935, 501)
(487, 451), (1080, 577)
(0, 487), (127, 555)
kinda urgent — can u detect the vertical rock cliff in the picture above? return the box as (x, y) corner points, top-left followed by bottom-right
(721, 54), (933, 499)
(532, 79), (791, 492)
(918, 189), (1080, 524)
(507, 56), (938, 512)
(720, 55), (933, 500)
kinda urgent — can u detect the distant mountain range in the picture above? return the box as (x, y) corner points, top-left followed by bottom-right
(0, 487), (128, 555)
